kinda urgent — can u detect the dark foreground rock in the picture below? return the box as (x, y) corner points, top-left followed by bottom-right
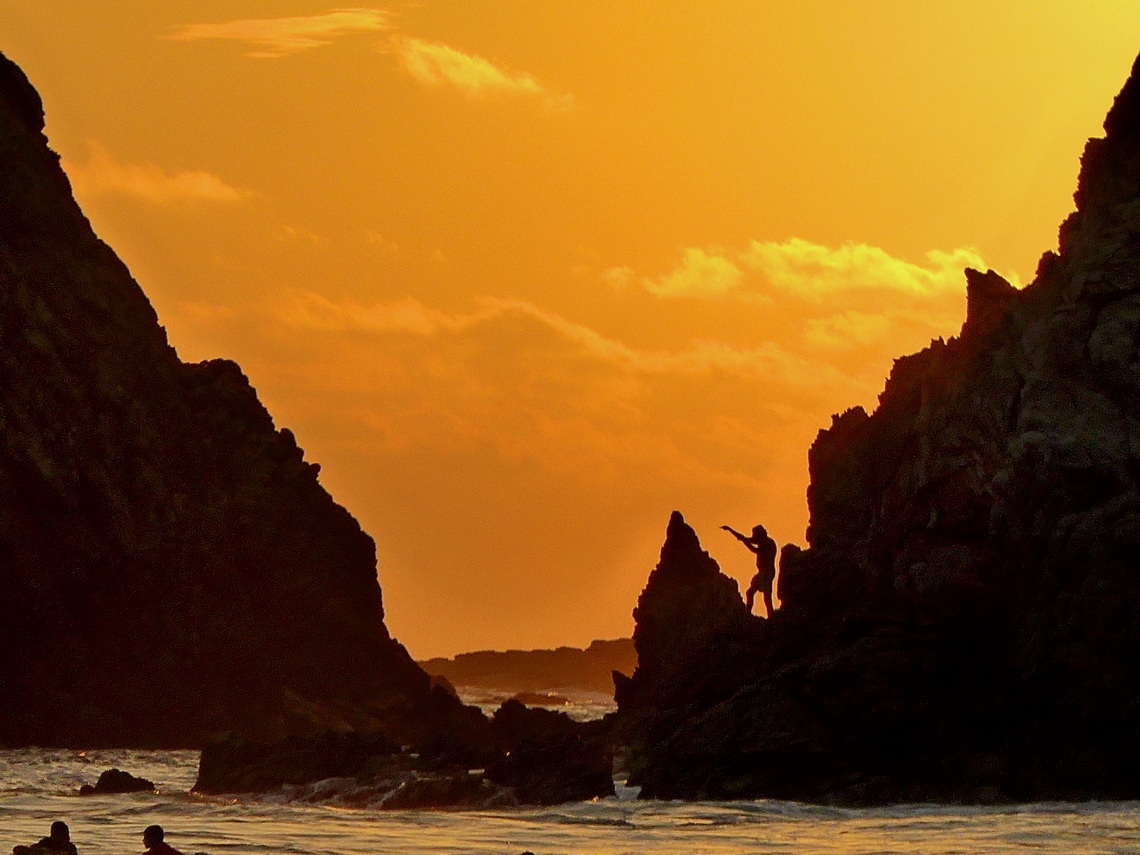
(194, 699), (613, 807)
(0, 50), (478, 748)
(78, 768), (155, 795)
(610, 52), (1140, 805)
(486, 699), (615, 804)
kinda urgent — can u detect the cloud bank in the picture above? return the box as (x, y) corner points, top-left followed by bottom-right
(607, 239), (995, 303)
(604, 238), (1014, 354)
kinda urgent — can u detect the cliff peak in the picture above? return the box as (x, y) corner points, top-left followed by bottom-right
(616, 512), (753, 713)
(0, 52), (43, 135)
(1103, 51), (1140, 141)
(961, 267), (1016, 341)
(655, 510), (714, 579)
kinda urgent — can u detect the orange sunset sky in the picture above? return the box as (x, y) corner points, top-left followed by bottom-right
(5, 3), (1140, 657)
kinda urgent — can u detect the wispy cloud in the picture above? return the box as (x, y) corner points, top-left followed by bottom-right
(62, 141), (251, 205)
(275, 292), (850, 390)
(276, 293), (492, 335)
(392, 36), (568, 108)
(165, 8), (393, 58)
(166, 9), (568, 108)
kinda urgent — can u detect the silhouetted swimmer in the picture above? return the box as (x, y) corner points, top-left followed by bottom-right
(142, 826), (182, 855)
(13, 821), (78, 855)
(722, 524), (778, 618)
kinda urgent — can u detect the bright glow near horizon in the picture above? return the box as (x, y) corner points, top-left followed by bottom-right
(4, 3), (1139, 657)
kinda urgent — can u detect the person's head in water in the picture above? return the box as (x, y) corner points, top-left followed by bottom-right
(751, 524), (767, 540)
(49, 822), (70, 843)
(143, 826), (164, 849)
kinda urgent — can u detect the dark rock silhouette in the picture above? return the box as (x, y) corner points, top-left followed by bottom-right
(192, 698), (612, 807)
(612, 52), (1140, 804)
(78, 768), (155, 795)
(0, 50), (475, 748)
(194, 732), (402, 794)
(613, 512), (754, 715)
(419, 638), (636, 696)
(485, 699), (615, 804)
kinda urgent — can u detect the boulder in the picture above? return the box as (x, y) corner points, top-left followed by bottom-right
(78, 767), (155, 795)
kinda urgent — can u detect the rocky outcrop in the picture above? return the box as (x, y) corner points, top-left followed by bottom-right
(78, 768), (155, 795)
(0, 51), (473, 748)
(192, 698), (613, 807)
(613, 512), (756, 714)
(485, 699), (615, 804)
(613, 52), (1140, 804)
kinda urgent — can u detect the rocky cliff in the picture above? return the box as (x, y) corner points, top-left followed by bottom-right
(0, 51), (479, 748)
(613, 52), (1140, 804)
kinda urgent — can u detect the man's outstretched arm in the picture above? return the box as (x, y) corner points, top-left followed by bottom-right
(722, 526), (760, 553)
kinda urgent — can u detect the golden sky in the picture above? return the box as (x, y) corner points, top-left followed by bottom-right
(5, 3), (1140, 657)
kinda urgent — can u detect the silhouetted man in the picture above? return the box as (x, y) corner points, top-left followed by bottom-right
(142, 826), (181, 855)
(722, 523), (778, 618)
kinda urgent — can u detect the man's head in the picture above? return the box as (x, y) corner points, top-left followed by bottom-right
(50, 822), (70, 842)
(143, 826), (164, 849)
(751, 524), (767, 540)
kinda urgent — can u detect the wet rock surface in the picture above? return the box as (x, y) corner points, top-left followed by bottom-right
(611, 53), (1140, 805)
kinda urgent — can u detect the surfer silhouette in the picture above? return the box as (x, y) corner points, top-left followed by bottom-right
(13, 822), (78, 855)
(142, 826), (182, 855)
(722, 524), (778, 618)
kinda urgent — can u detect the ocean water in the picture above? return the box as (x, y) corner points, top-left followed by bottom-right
(454, 685), (617, 722)
(6, 690), (1140, 855)
(9, 749), (1140, 854)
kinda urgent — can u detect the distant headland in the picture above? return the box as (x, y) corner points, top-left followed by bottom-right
(419, 638), (636, 695)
